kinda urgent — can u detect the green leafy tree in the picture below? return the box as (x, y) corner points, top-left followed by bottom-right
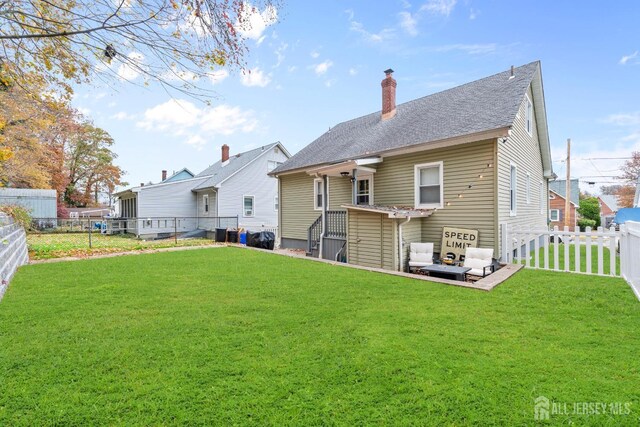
(577, 197), (601, 228)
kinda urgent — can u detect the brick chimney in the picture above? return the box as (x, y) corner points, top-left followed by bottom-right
(381, 68), (397, 120)
(221, 144), (230, 162)
(162, 170), (167, 181)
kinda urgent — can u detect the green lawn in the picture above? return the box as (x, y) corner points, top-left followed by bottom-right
(522, 244), (620, 276)
(27, 232), (214, 259)
(1, 248), (639, 425)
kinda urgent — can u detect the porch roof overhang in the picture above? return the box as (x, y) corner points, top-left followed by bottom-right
(113, 188), (139, 198)
(341, 204), (435, 219)
(305, 157), (382, 177)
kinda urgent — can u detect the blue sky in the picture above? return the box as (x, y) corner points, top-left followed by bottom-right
(72, 0), (640, 194)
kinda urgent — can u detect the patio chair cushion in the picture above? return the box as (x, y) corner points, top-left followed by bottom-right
(463, 247), (494, 277)
(409, 242), (434, 267)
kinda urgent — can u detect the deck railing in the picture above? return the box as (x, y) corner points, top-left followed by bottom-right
(326, 210), (347, 238)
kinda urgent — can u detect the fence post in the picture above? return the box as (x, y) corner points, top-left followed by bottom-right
(174, 217), (178, 245)
(88, 218), (92, 249)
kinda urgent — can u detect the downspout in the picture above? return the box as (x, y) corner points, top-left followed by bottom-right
(319, 174), (328, 259)
(351, 168), (358, 204)
(398, 217), (411, 272)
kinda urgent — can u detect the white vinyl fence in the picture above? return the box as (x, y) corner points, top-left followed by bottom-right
(502, 225), (619, 276)
(620, 221), (640, 300)
(502, 223), (640, 301)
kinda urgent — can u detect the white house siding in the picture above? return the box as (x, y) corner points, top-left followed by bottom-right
(136, 177), (209, 235)
(216, 145), (288, 229)
(497, 84), (549, 258)
(0, 188), (57, 218)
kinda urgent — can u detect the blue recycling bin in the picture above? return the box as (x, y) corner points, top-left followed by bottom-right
(239, 232), (247, 245)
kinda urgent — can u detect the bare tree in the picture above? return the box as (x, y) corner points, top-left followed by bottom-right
(0, 0), (279, 98)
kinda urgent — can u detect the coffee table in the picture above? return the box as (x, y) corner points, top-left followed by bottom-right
(420, 264), (471, 281)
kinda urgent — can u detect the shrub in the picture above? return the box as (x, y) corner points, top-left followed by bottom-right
(577, 197), (601, 227)
(577, 218), (597, 231)
(0, 204), (32, 229)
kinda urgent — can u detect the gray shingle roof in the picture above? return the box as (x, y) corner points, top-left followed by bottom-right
(192, 143), (279, 190)
(273, 61), (541, 174)
(599, 194), (619, 212)
(549, 179), (580, 205)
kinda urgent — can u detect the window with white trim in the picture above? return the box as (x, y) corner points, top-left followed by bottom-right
(510, 163), (517, 216)
(539, 181), (544, 215)
(267, 160), (282, 172)
(203, 194), (209, 213)
(525, 95), (533, 136)
(526, 173), (531, 204)
(415, 162), (443, 209)
(313, 178), (324, 210)
(356, 176), (372, 205)
(274, 195), (279, 211)
(549, 209), (559, 222)
(243, 195), (254, 217)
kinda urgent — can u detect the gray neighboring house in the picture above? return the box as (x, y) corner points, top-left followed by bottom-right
(115, 142), (290, 238)
(0, 188), (57, 218)
(272, 61), (553, 270)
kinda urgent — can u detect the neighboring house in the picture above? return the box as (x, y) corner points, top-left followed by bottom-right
(66, 207), (112, 218)
(598, 194), (619, 228)
(548, 179), (580, 231)
(115, 143), (290, 238)
(0, 188), (57, 218)
(161, 168), (195, 183)
(272, 62), (553, 271)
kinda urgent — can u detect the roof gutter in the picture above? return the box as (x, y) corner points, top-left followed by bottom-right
(272, 127), (511, 177)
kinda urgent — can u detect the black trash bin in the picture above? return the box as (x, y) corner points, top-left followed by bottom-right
(246, 231), (275, 250)
(215, 228), (227, 242)
(227, 229), (239, 243)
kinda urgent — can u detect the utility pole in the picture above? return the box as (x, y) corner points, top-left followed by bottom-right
(564, 138), (571, 229)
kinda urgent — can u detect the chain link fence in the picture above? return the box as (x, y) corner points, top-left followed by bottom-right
(27, 216), (239, 259)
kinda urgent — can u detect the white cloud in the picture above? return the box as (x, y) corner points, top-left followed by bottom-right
(117, 52), (145, 81)
(349, 67), (358, 76)
(240, 67), (271, 87)
(110, 111), (135, 120)
(469, 8), (478, 20)
(604, 112), (640, 126)
(137, 99), (258, 147)
(78, 107), (91, 116)
(398, 11), (418, 36)
(325, 79), (337, 88)
(433, 43), (497, 54)
(107, 101), (117, 108)
(137, 99), (201, 133)
(346, 9), (395, 43)
(236, 3), (278, 40)
(310, 50), (320, 58)
(287, 65), (298, 73)
(274, 43), (288, 67)
(313, 60), (333, 76)
(208, 69), (229, 85)
(420, 0), (457, 16)
(201, 105), (258, 134)
(619, 51), (638, 65)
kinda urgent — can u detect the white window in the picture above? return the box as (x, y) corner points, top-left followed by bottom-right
(274, 195), (279, 211)
(356, 176), (373, 205)
(550, 209), (560, 222)
(267, 160), (282, 172)
(313, 178), (325, 210)
(243, 195), (254, 217)
(510, 163), (517, 216)
(203, 194), (209, 213)
(539, 181), (544, 215)
(526, 173), (531, 204)
(414, 162), (443, 209)
(525, 95), (533, 136)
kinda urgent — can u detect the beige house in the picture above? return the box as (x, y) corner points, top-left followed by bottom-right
(271, 62), (553, 271)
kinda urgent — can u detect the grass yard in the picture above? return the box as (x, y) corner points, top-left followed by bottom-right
(523, 244), (620, 275)
(27, 232), (214, 259)
(1, 248), (639, 425)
